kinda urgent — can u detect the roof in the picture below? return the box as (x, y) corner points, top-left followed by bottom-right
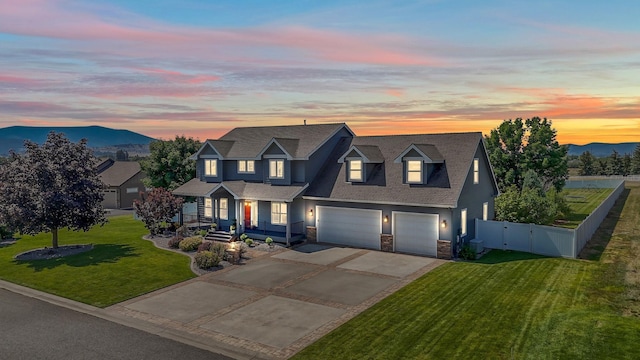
(172, 178), (308, 202)
(99, 161), (142, 187)
(190, 123), (353, 160)
(339, 145), (385, 163)
(305, 132), (485, 208)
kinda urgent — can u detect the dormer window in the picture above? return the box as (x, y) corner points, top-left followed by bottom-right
(238, 160), (255, 174)
(348, 159), (363, 182)
(204, 159), (217, 177)
(269, 159), (284, 179)
(406, 160), (422, 183)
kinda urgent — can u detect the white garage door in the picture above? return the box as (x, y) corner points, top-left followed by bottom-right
(102, 189), (118, 209)
(316, 206), (381, 250)
(393, 212), (438, 256)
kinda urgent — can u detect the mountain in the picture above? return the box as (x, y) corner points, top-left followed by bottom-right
(0, 125), (155, 155)
(567, 142), (639, 157)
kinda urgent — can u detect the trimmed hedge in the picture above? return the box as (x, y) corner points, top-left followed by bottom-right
(179, 236), (203, 252)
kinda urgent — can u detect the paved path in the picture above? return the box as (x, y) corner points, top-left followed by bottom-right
(0, 287), (232, 360)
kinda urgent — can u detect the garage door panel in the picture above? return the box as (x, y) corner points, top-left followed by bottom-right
(316, 206), (381, 250)
(393, 212), (438, 256)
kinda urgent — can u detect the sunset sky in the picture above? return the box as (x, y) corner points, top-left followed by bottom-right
(1, 0), (639, 144)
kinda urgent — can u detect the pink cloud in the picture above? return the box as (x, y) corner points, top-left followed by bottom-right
(0, 74), (41, 85)
(385, 89), (405, 97)
(133, 67), (221, 84)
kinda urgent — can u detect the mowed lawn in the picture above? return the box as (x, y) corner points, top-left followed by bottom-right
(558, 187), (613, 228)
(0, 215), (195, 307)
(294, 182), (640, 360)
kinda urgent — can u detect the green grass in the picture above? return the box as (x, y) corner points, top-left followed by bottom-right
(0, 215), (195, 307)
(293, 183), (640, 360)
(557, 188), (613, 228)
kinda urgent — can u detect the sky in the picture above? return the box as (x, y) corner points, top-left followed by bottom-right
(1, 0), (639, 144)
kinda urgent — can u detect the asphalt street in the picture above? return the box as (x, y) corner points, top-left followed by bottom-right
(0, 288), (233, 360)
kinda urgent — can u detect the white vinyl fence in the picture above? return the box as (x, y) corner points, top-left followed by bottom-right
(476, 179), (625, 258)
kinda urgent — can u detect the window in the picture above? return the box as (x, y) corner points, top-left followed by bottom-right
(126, 187), (138, 194)
(269, 159), (284, 179)
(348, 159), (362, 181)
(204, 198), (212, 218)
(271, 202), (287, 225)
(205, 159), (217, 177)
(406, 160), (422, 183)
(461, 208), (467, 236)
(219, 198), (228, 220)
(473, 158), (479, 184)
(238, 160), (255, 173)
(483, 202), (488, 221)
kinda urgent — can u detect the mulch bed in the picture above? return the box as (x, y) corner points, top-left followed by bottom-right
(14, 244), (94, 261)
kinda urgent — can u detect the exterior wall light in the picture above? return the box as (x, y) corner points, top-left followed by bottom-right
(384, 215), (389, 223)
(309, 209), (313, 216)
(441, 220), (447, 228)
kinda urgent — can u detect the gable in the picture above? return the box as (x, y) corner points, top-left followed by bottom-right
(263, 142), (286, 156)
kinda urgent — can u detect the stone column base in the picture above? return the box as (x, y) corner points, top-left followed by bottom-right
(380, 234), (393, 252)
(437, 240), (452, 260)
(306, 226), (317, 243)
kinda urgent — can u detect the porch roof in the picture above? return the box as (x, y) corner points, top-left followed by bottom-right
(173, 178), (308, 202)
(172, 178), (218, 197)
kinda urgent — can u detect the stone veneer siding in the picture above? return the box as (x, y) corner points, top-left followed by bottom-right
(306, 226), (317, 243)
(380, 234), (393, 252)
(437, 240), (452, 260)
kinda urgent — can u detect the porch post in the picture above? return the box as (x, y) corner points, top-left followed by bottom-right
(236, 199), (243, 233)
(285, 202), (291, 246)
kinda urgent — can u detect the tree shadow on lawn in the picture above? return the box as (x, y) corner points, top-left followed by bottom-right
(577, 188), (629, 262)
(15, 244), (140, 272)
(475, 250), (549, 264)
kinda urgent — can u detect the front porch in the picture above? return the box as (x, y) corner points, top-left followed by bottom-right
(243, 223), (306, 245)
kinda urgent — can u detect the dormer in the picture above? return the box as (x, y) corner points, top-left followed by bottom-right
(257, 138), (298, 184)
(394, 144), (444, 185)
(189, 140), (235, 181)
(338, 145), (384, 183)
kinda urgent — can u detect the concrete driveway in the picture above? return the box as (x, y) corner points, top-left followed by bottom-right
(107, 244), (445, 359)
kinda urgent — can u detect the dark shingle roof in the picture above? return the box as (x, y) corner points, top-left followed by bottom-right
(99, 161), (141, 187)
(172, 178), (307, 202)
(305, 132), (484, 208)
(215, 123), (350, 159)
(172, 178), (217, 197)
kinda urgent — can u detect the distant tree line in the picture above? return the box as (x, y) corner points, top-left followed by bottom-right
(578, 144), (640, 176)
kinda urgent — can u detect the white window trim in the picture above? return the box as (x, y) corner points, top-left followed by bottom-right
(271, 202), (287, 225)
(204, 198), (212, 218)
(269, 159), (285, 179)
(406, 160), (422, 184)
(205, 159), (217, 177)
(348, 159), (363, 182)
(473, 158), (479, 184)
(483, 202), (488, 221)
(219, 198), (229, 220)
(238, 160), (255, 174)
(461, 208), (467, 236)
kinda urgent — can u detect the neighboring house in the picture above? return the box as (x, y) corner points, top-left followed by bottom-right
(97, 159), (146, 209)
(172, 123), (499, 259)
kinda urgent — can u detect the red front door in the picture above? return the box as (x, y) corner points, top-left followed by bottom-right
(244, 202), (251, 228)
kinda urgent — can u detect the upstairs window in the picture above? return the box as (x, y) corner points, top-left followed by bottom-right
(271, 202), (287, 225)
(473, 158), (479, 184)
(269, 159), (284, 179)
(238, 160), (255, 174)
(348, 159), (363, 182)
(204, 159), (217, 177)
(406, 160), (422, 183)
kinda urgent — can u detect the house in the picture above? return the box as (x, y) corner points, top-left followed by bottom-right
(97, 159), (146, 209)
(172, 123), (498, 259)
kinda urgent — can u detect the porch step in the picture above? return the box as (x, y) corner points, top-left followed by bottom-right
(204, 230), (233, 242)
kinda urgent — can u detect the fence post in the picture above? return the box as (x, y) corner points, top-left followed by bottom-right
(503, 221), (508, 250)
(529, 223), (533, 253)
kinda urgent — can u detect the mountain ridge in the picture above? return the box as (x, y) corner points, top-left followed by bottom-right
(566, 142), (639, 157)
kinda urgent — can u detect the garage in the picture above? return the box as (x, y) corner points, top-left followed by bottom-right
(316, 206), (381, 250)
(393, 212), (438, 256)
(102, 189), (118, 209)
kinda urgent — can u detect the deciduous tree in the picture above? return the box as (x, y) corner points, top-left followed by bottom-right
(133, 188), (184, 235)
(141, 136), (201, 190)
(0, 132), (106, 248)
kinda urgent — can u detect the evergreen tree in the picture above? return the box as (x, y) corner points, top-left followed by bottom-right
(607, 150), (624, 175)
(632, 144), (640, 175)
(578, 151), (596, 176)
(622, 154), (632, 176)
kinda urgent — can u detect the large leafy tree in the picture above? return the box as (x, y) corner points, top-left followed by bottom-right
(485, 117), (568, 192)
(141, 136), (201, 191)
(578, 151), (597, 176)
(0, 132), (106, 248)
(133, 188), (184, 235)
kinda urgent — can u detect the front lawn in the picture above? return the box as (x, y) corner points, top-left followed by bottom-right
(0, 215), (195, 307)
(294, 183), (640, 359)
(557, 188), (613, 228)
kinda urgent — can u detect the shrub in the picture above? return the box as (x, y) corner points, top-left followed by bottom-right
(197, 229), (208, 237)
(176, 226), (188, 237)
(245, 238), (254, 247)
(459, 245), (476, 260)
(0, 225), (13, 240)
(179, 236), (203, 252)
(210, 223), (217, 230)
(237, 242), (248, 257)
(265, 237), (273, 246)
(210, 242), (226, 258)
(168, 236), (183, 249)
(197, 241), (212, 252)
(240, 233), (248, 241)
(194, 251), (221, 269)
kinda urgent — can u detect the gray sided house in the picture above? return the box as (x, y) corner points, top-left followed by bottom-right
(172, 123), (498, 258)
(97, 159), (146, 209)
